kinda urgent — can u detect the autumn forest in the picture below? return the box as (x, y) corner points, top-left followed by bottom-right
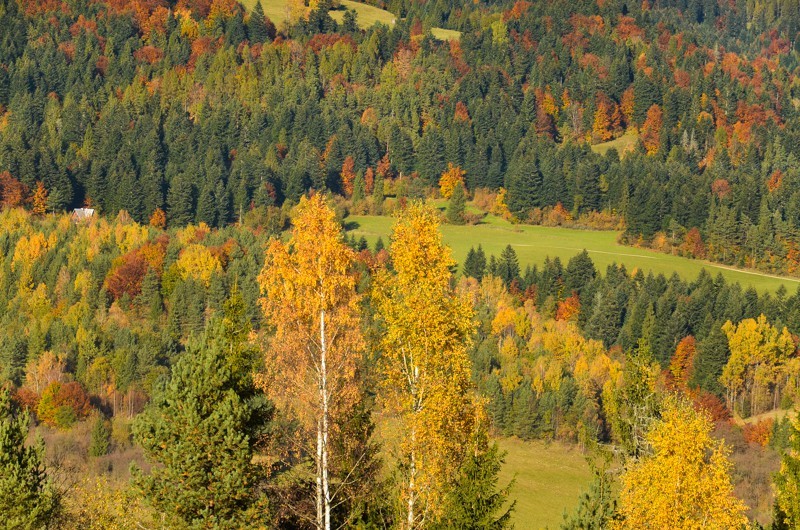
(3, 0), (800, 527)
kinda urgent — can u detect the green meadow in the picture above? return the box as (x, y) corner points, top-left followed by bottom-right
(241, 0), (461, 39)
(346, 213), (800, 294)
(239, 0), (396, 29)
(590, 131), (639, 156)
(498, 438), (591, 529)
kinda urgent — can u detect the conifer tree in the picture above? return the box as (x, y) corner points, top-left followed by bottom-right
(446, 183), (466, 225)
(88, 414), (111, 457)
(431, 427), (514, 529)
(132, 319), (270, 529)
(0, 388), (59, 529)
(463, 245), (487, 281)
(496, 245), (520, 287)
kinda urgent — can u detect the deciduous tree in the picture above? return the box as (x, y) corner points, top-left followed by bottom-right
(259, 193), (364, 530)
(373, 203), (479, 528)
(615, 397), (747, 529)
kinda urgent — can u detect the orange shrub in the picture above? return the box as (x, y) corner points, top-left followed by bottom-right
(743, 418), (774, 447)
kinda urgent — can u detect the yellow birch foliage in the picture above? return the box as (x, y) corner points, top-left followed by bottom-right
(373, 203), (479, 528)
(176, 244), (221, 286)
(438, 163), (466, 199)
(12, 232), (49, 271)
(721, 314), (795, 415)
(615, 397), (748, 530)
(258, 194), (363, 506)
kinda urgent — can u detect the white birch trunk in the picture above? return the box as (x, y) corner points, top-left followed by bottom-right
(320, 309), (331, 530)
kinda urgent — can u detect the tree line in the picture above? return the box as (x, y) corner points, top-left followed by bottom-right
(4, 0), (800, 276)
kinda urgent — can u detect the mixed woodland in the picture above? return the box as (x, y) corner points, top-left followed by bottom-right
(3, 0), (800, 528)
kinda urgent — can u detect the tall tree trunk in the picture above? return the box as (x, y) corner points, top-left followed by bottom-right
(317, 416), (323, 530)
(320, 309), (331, 530)
(407, 429), (416, 530)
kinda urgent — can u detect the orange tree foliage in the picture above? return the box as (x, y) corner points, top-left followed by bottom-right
(640, 104), (663, 154)
(341, 156), (356, 197)
(0, 171), (28, 208)
(36, 381), (92, 429)
(555, 291), (581, 321)
(438, 163), (466, 199)
(259, 193), (363, 530)
(592, 94), (617, 142)
(31, 181), (48, 215)
(615, 397), (748, 529)
(668, 335), (696, 390)
(105, 251), (149, 300)
(105, 238), (167, 299)
(682, 227), (706, 258)
(620, 86), (635, 127)
(149, 208), (166, 229)
(373, 203), (480, 528)
(742, 418), (773, 447)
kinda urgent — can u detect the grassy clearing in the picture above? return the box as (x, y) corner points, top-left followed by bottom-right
(241, 0), (396, 29)
(498, 438), (591, 529)
(242, 0), (464, 36)
(431, 27), (462, 41)
(591, 131), (639, 156)
(331, 0), (395, 26)
(346, 212), (800, 293)
(734, 408), (797, 426)
(376, 413), (590, 529)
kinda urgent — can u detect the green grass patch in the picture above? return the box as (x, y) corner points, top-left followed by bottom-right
(591, 131), (639, 156)
(498, 438), (591, 529)
(242, 0), (395, 29)
(431, 27), (462, 41)
(375, 413), (590, 529)
(346, 212), (800, 293)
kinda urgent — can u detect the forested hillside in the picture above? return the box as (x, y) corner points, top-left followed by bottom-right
(5, 0), (800, 527)
(3, 0), (800, 276)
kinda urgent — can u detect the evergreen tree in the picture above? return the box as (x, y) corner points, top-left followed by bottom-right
(561, 450), (618, 530)
(431, 429), (515, 529)
(446, 183), (466, 225)
(564, 250), (597, 296)
(496, 245), (520, 287)
(247, 0), (270, 43)
(689, 325), (729, 396)
(774, 418), (800, 529)
(463, 245), (487, 281)
(89, 414), (111, 457)
(0, 388), (59, 529)
(132, 319), (271, 528)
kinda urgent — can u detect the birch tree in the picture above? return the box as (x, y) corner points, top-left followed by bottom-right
(259, 194), (363, 530)
(373, 202), (479, 529)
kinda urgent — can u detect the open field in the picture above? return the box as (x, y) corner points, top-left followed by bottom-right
(376, 414), (591, 529)
(240, 0), (465, 37)
(591, 131), (639, 156)
(734, 408), (797, 426)
(498, 438), (591, 529)
(430, 27), (462, 41)
(346, 213), (800, 293)
(241, 0), (396, 29)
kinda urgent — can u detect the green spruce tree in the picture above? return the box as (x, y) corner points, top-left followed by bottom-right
(446, 183), (467, 225)
(432, 428), (515, 529)
(132, 316), (271, 529)
(0, 388), (59, 529)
